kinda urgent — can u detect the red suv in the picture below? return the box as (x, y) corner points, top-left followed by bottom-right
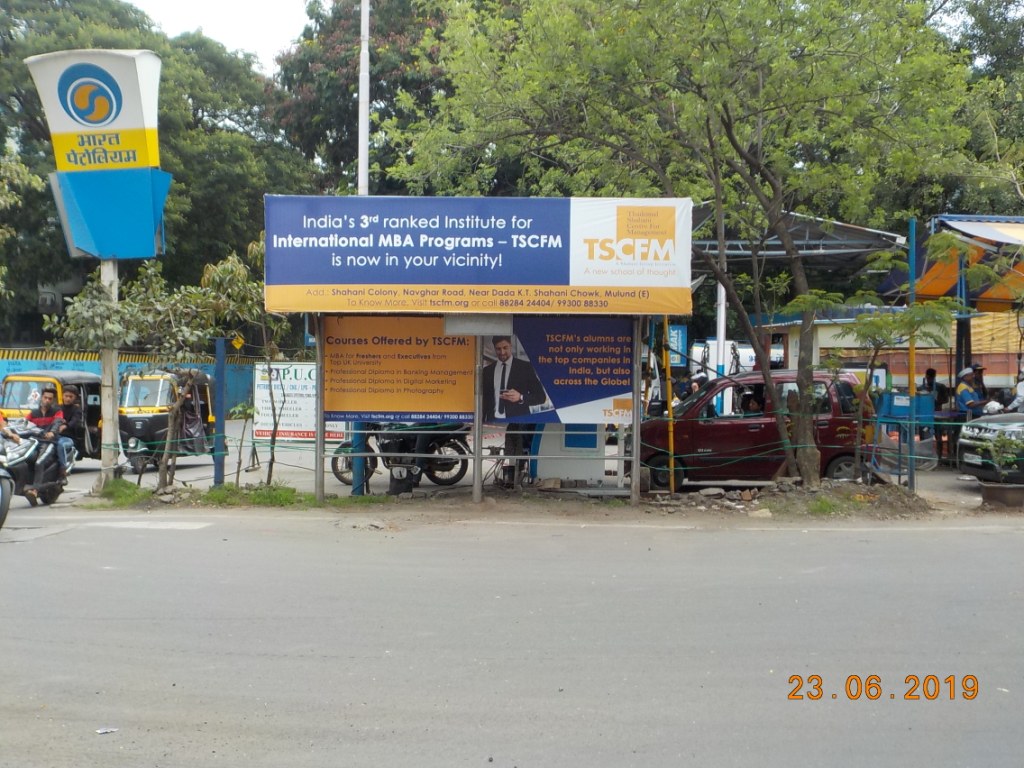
(638, 370), (864, 488)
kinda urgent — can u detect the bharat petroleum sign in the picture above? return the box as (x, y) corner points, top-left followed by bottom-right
(25, 49), (161, 171)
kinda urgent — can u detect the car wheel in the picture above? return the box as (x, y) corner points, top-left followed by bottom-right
(825, 455), (857, 481)
(646, 454), (685, 489)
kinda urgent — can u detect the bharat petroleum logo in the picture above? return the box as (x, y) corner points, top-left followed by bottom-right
(584, 205), (675, 261)
(57, 63), (123, 128)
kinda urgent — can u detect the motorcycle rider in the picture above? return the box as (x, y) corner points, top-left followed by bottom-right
(27, 384), (76, 477)
(24, 386), (65, 501)
(1, 414), (23, 445)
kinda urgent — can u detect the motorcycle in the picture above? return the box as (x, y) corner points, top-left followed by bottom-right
(0, 422), (69, 507)
(332, 421), (471, 487)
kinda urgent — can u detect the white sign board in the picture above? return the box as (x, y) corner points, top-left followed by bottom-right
(253, 363), (344, 441)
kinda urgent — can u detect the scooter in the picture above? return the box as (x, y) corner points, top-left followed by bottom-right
(0, 463), (12, 529)
(0, 424), (68, 507)
(332, 422), (471, 487)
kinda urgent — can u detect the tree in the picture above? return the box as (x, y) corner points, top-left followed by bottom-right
(273, 0), (447, 193)
(836, 297), (961, 473)
(0, 148), (44, 301)
(387, 0), (970, 484)
(0, 0), (317, 341)
(43, 247), (290, 489)
(199, 238), (293, 485)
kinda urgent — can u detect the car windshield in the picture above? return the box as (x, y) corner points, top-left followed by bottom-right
(1, 379), (51, 411)
(121, 378), (174, 407)
(670, 378), (717, 417)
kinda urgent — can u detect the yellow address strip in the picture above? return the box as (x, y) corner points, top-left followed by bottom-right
(266, 284), (692, 315)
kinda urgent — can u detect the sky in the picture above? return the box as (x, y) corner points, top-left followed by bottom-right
(128, 0), (313, 73)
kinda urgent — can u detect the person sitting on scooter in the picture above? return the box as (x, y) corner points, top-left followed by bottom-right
(52, 384), (81, 475)
(28, 386), (73, 477)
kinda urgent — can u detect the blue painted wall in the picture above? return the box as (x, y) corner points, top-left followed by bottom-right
(0, 351), (256, 411)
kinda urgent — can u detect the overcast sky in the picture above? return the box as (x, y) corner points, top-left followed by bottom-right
(128, 0), (312, 73)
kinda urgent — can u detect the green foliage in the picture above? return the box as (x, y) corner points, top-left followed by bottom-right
(0, 0), (317, 340)
(837, 299), (960, 353)
(982, 432), (1024, 482)
(90, 478), (155, 507)
(229, 401), (256, 420)
(274, 0), (446, 193)
(808, 496), (840, 516)
(201, 482), (392, 507)
(389, 0), (969, 210)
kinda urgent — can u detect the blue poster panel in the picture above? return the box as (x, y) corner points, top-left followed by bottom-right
(483, 317), (635, 425)
(264, 196), (691, 316)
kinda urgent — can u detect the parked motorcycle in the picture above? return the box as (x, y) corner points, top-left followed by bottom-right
(332, 422), (471, 487)
(0, 423), (68, 507)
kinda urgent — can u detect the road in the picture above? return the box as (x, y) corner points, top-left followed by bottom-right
(1, 501), (1021, 768)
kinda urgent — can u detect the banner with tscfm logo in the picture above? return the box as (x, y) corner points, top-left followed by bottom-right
(25, 49), (161, 171)
(264, 196), (692, 315)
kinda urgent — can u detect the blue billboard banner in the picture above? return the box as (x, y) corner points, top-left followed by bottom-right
(669, 325), (687, 366)
(264, 195), (692, 316)
(483, 317), (635, 425)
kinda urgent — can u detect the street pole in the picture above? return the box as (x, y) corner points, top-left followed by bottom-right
(95, 258), (119, 493)
(350, 0), (372, 496)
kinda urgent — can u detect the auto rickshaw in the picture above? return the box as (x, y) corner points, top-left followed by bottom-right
(0, 369), (103, 461)
(118, 369), (216, 474)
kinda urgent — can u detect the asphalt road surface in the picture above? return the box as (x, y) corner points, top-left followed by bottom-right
(2, 501), (1021, 768)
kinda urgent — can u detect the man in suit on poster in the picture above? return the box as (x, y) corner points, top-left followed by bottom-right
(482, 335), (547, 421)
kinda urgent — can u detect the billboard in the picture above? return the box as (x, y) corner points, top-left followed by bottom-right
(321, 315), (635, 425)
(253, 363), (345, 441)
(483, 317), (635, 424)
(323, 316), (476, 422)
(264, 196), (692, 315)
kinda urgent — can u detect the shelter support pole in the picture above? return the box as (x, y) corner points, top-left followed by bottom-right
(214, 337), (225, 486)
(94, 258), (119, 493)
(907, 217), (917, 492)
(631, 317), (642, 504)
(662, 315), (676, 494)
(314, 314), (325, 502)
(473, 336), (483, 503)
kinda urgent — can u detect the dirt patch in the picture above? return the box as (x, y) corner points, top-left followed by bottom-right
(352, 478), (937, 527)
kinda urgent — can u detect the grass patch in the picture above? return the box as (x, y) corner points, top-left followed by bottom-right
(89, 478), (155, 507)
(199, 483), (392, 508)
(807, 495), (841, 516)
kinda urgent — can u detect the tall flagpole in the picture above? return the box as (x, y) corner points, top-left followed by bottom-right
(344, 0), (372, 495)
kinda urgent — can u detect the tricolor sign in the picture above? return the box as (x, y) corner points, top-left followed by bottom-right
(264, 196), (692, 316)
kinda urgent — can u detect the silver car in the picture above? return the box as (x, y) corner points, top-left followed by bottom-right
(957, 412), (1024, 482)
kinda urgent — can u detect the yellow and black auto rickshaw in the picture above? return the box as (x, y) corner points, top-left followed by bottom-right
(118, 369), (215, 474)
(0, 369), (103, 460)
